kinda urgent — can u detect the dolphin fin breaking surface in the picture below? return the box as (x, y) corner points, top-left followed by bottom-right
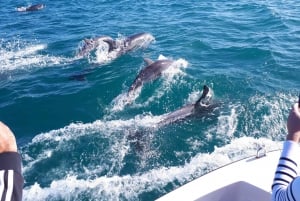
(143, 58), (154, 66)
(158, 85), (214, 126)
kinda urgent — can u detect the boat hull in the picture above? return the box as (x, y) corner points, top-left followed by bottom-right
(156, 150), (281, 201)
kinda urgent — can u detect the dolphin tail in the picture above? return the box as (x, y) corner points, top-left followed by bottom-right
(195, 85), (210, 107)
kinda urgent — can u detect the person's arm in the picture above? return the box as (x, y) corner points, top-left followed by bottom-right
(272, 141), (300, 200)
(272, 103), (300, 201)
(0, 122), (24, 201)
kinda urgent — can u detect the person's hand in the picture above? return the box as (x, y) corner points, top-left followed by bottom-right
(0, 121), (17, 153)
(286, 103), (300, 142)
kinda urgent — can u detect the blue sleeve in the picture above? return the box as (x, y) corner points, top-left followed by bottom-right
(272, 141), (300, 201)
(0, 152), (24, 201)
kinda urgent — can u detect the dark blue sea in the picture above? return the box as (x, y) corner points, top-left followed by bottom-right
(1, 0), (300, 200)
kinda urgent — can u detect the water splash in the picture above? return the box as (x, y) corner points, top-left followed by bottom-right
(92, 40), (121, 64)
(22, 135), (281, 201)
(0, 39), (72, 72)
(21, 115), (162, 173)
(20, 91), (290, 200)
(110, 87), (142, 112)
(76, 33), (155, 64)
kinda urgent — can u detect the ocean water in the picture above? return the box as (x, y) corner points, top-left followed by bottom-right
(1, 0), (300, 200)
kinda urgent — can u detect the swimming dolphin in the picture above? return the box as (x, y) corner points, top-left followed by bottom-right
(122, 32), (155, 53)
(76, 32), (154, 59)
(17, 4), (44, 12)
(158, 85), (213, 126)
(127, 85), (214, 152)
(128, 58), (175, 95)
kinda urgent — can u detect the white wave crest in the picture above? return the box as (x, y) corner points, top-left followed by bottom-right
(0, 40), (73, 72)
(23, 137), (281, 201)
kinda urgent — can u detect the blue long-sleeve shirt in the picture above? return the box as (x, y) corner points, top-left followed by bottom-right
(0, 152), (23, 201)
(272, 141), (300, 201)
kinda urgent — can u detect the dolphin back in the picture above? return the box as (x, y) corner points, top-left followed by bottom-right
(128, 59), (174, 94)
(158, 104), (195, 126)
(26, 4), (44, 11)
(158, 85), (214, 126)
(124, 32), (155, 52)
(17, 4), (44, 12)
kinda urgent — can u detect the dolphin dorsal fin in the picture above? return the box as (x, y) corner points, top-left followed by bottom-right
(195, 85), (210, 107)
(144, 58), (154, 66)
(102, 38), (116, 52)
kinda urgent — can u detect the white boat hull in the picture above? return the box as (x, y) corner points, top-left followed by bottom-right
(156, 149), (280, 201)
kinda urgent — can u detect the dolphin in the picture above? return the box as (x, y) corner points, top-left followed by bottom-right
(17, 4), (44, 12)
(158, 85), (213, 126)
(76, 32), (154, 59)
(122, 32), (155, 53)
(128, 58), (175, 95)
(127, 85), (214, 152)
(76, 36), (115, 58)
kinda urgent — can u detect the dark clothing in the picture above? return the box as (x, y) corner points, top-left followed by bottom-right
(0, 152), (23, 201)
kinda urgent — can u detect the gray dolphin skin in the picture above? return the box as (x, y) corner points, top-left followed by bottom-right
(158, 85), (212, 126)
(128, 58), (174, 94)
(122, 32), (155, 52)
(17, 4), (44, 12)
(76, 32), (154, 59)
